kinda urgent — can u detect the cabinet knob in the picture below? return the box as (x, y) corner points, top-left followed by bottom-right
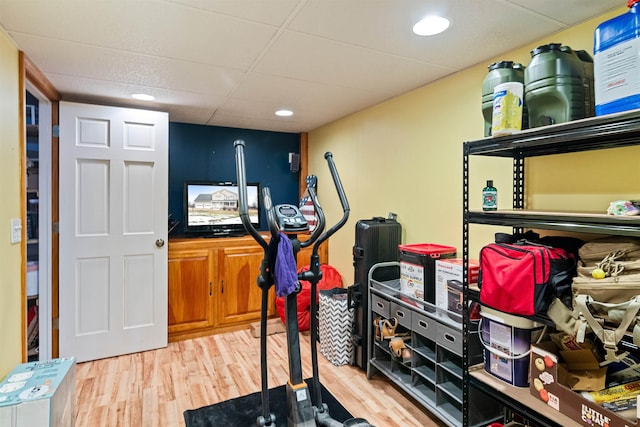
(155, 239), (165, 248)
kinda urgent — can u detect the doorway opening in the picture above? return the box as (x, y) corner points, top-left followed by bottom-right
(25, 84), (52, 361)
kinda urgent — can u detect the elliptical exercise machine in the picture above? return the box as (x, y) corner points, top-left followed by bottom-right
(234, 140), (373, 427)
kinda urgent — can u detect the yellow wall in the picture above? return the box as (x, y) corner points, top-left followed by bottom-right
(309, 8), (636, 283)
(0, 28), (23, 377)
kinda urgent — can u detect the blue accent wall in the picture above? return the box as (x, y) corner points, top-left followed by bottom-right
(168, 122), (300, 235)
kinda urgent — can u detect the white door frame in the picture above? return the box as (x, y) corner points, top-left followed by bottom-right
(25, 81), (52, 361)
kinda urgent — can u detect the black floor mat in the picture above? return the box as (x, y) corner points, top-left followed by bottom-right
(184, 379), (352, 427)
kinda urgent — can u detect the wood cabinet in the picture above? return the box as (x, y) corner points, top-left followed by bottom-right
(168, 235), (328, 341)
(218, 245), (269, 326)
(168, 248), (215, 334)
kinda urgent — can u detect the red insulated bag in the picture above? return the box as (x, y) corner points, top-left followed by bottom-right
(479, 242), (576, 316)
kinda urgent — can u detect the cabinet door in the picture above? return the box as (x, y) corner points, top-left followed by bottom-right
(168, 249), (214, 334)
(218, 246), (275, 326)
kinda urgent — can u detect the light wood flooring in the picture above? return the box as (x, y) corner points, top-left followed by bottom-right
(75, 328), (448, 427)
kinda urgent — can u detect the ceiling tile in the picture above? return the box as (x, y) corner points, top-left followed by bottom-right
(255, 31), (453, 92)
(504, 0), (623, 25)
(13, 33), (245, 97)
(288, 0), (565, 68)
(167, 0), (303, 26)
(1, 0), (279, 69)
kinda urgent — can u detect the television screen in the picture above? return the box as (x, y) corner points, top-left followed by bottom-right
(184, 181), (261, 235)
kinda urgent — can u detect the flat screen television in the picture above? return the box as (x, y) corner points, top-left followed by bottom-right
(183, 181), (261, 236)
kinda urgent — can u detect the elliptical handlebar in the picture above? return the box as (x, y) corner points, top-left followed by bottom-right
(235, 139), (278, 426)
(234, 139), (270, 250)
(314, 152), (350, 249)
(263, 186), (279, 240)
(236, 141), (349, 252)
(300, 152), (350, 251)
(299, 184), (325, 248)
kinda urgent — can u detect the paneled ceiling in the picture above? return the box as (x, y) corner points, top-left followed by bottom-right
(0, 0), (624, 132)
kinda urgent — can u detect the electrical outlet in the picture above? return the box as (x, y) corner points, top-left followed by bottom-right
(10, 218), (21, 244)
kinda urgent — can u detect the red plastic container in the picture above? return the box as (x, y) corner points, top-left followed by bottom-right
(398, 243), (456, 305)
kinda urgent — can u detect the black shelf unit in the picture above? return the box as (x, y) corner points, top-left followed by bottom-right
(461, 109), (640, 426)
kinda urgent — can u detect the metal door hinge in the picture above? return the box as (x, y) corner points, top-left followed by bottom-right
(53, 125), (59, 138)
(209, 282), (212, 296)
(221, 280), (224, 293)
(53, 222), (59, 234)
(53, 318), (59, 330)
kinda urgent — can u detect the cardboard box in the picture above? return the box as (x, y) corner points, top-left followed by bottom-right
(530, 342), (637, 427)
(434, 258), (479, 314)
(0, 357), (76, 427)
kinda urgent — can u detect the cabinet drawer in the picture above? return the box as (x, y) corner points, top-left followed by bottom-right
(390, 302), (412, 328)
(412, 312), (436, 341)
(371, 294), (391, 317)
(437, 323), (462, 356)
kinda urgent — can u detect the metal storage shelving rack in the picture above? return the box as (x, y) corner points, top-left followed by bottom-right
(366, 263), (501, 427)
(461, 109), (640, 426)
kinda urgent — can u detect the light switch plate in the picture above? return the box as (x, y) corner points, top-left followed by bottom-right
(10, 218), (21, 244)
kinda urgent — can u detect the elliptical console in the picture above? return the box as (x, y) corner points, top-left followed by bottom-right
(275, 204), (309, 233)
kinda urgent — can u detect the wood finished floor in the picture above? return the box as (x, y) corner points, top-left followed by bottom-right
(75, 328), (448, 427)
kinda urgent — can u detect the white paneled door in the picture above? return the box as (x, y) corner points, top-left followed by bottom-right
(59, 102), (168, 362)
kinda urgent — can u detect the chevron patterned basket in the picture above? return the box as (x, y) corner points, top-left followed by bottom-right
(319, 288), (354, 366)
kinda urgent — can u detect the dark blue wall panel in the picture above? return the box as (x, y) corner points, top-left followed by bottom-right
(169, 122), (300, 234)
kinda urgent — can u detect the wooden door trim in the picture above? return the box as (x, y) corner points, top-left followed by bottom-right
(19, 53), (26, 362)
(298, 132), (308, 198)
(23, 54), (60, 101)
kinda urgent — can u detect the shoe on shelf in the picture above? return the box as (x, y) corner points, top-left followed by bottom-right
(373, 317), (383, 341)
(380, 317), (398, 339)
(389, 336), (412, 362)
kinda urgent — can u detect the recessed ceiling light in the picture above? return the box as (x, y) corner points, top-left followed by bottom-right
(413, 15), (450, 36)
(131, 93), (155, 101)
(275, 109), (293, 117)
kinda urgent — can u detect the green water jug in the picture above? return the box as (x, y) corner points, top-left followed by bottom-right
(482, 61), (526, 137)
(524, 43), (594, 128)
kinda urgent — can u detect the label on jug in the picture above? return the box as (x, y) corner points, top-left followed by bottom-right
(595, 38), (640, 106)
(492, 82), (523, 136)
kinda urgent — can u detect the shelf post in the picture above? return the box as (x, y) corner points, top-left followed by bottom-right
(462, 142), (470, 427)
(512, 151), (525, 235)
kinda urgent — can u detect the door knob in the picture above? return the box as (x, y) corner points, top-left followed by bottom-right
(155, 239), (165, 248)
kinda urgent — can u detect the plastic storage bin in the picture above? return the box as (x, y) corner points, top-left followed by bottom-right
(480, 305), (544, 387)
(399, 243), (456, 305)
